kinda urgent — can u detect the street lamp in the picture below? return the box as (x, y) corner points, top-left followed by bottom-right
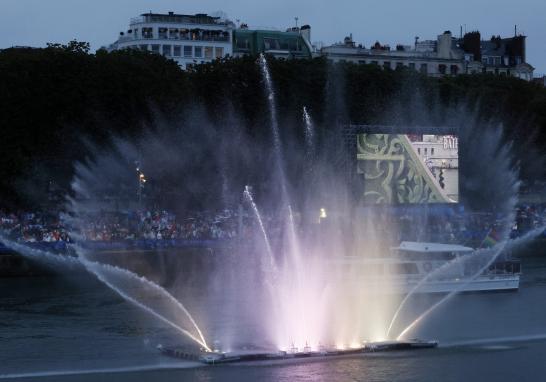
(135, 162), (146, 210)
(319, 207), (327, 223)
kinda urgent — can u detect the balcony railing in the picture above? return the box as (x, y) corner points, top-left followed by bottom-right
(123, 34), (230, 42)
(130, 15), (231, 27)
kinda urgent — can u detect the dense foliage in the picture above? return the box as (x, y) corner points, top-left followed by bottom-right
(1, 41), (545, 208)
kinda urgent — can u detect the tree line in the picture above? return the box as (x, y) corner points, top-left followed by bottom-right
(0, 40), (545, 209)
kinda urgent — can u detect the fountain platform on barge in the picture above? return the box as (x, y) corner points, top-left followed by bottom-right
(158, 339), (438, 365)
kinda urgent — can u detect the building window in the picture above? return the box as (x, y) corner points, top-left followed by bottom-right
(418, 148), (421, 155)
(204, 46), (213, 59)
(151, 44), (160, 54)
(215, 47), (224, 58)
(184, 46), (192, 57)
(288, 38), (300, 51)
(158, 28), (167, 39)
(438, 64), (447, 75)
(409, 62), (416, 70)
(383, 61), (391, 70)
(450, 65), (459, 75)
(420, 63), (428, 74)
(371, 60), (378, 65)
(190, 28), (198, 40)
(180, 29), (189, 40)
(264, 38), (281, 50)
(162, 45), (171, 56)
(195, 46), (203, 58)
(424, 148), (428, 155)
(358, 60), (366, 65)
(431, 148), (435, 155)
(169, 28), (179, 39)
(236, 37), (250, 50)
(142, 27), (153, 39)
(139, 44), (148, 51)
(173, 46), (181, 57)
(396, 62), (404, 69)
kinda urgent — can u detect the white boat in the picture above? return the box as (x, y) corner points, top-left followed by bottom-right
(333, 241), (520, 294)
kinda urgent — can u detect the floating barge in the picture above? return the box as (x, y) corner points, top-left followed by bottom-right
(158, 339), (438, 365)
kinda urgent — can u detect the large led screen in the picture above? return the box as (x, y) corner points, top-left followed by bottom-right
(356, 134), (459, 204)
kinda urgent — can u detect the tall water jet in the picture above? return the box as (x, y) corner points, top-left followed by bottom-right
(258, 53), (318, 349)
(258, 53), (288, 202)
(259, 53), (281, 156)
(303, 106), (315, 159)
(243, 185), (276, 271)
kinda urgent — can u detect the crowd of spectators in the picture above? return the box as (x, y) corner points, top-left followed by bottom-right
(0, 209), (240, 243)
(80, 210), (239, 241)
(0, 211), (70, 243)
(0, 203), (544, 247)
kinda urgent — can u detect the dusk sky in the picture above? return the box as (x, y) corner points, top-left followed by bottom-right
(2, 0), (545, 73)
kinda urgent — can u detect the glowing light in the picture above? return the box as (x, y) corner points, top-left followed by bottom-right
(319, 208), (327, 219)
(349, 342), (361, 349)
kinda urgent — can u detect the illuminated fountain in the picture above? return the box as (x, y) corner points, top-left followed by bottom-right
(1, 55), (542, 364)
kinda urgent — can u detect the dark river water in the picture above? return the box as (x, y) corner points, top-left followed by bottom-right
(2, 252), (546, 381)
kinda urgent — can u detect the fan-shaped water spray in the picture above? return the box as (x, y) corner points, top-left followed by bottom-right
(80, 257), (209, 350)
(0, 235), (210, 350)
(396, 226), (545, 340)
(384, 123), (524, 340)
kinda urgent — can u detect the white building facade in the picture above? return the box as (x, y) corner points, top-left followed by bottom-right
(321, 30), (534, 81)
(107, 12), (234, 69)
(321, 31), (465, 77)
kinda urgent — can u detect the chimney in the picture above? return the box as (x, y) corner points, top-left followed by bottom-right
(462, 31), (481, 62)
(300, 25), (311, 45)
(437, 30), (452, 59)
